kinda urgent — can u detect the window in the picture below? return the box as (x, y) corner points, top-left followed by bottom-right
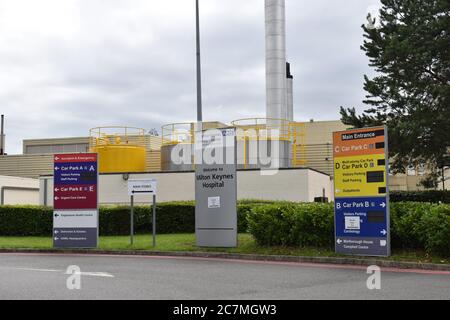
(52, 145), (63, 153)
(25, 143), (89, 154)
(77, 144), (89, 152)
(63, 144), (77, 153)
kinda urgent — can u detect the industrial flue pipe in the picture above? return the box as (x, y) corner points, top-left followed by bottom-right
(0, 114), (4, 155)
(265, 0), (287, 123)
(286, 62), (294, 121)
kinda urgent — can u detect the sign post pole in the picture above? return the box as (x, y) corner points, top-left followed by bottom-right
(127, 179), (157, 248)
(130, 195), (134, 246)
(152, 194), (156, 248)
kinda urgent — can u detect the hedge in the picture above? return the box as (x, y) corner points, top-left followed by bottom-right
(0, 201), (262, 237)
(0, 201), (449, 257)
(390, 191), (450, 204)
(0, 206), (53, 237)
(247, 202), (450, 257)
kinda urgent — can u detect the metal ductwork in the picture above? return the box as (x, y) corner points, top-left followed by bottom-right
(265, 0), (287, 123)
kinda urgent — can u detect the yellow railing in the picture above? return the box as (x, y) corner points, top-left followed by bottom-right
(161, 123), (197, 147)
(160, 119), (308, 166)
(161, 122), (230, 147)
(89, 126), (146, 149)
(232, 118), (308, 167)
(290, 122), (307, 166)
(231, 118), (292, 141)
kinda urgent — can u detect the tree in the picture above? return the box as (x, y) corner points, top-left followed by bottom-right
(340, 0), (450, 186)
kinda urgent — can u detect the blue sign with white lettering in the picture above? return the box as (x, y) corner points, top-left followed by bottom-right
(335, 197), (388, 238)
(54, 162), (98, 186)
(334, 126), (390, 257)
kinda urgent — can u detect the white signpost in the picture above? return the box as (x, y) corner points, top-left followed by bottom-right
(195, 128), (238, 248)
(127, 179), (157, 247)
(53, 210), (98, 229)
(128, 179), (157, 196)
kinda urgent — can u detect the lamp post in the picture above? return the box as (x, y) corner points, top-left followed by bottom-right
(194, 0), (203, 246)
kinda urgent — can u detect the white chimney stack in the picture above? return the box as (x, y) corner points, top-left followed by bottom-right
(265, 0), (287, 122)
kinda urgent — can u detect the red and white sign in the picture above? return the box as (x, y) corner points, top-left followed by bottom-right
(54, 185), (98, 210)
(53, 153), (99, 248)
(53, 153), (98, 210)
(54, 154), (97, 163)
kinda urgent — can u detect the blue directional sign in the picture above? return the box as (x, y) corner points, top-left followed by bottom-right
(335, 197), (388, 239)
(334, 126), (391, 257)
(54, 162), (98, 186)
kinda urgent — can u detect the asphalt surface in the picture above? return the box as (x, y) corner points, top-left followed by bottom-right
(0, 253), (448, 300)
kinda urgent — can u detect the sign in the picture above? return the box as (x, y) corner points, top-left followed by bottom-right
(127, 179), (158, 247)
(195, 128), (237, 248)
(334, 154), (387, 197)
(333, 127), (390, 257)
(54, 185), (97, 210)
(128, 179), (157, 196)
(208, 196), (221, 209)
(53, 210), (98, 228)
(53, 154), (98, 248)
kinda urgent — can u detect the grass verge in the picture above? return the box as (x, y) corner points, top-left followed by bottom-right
(0, 234), (448, 265)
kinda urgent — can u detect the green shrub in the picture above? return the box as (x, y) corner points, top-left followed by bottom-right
(0, 201), (449, 257)
(99, 206), (130, 236)
(0, 201), (253, 237)
(247, 203), (334, 247)
(416, 205), (450, 256)
(0, 206), (53, 236)
(287, 203), (334, 247)
(247, 204), (293, 246)
(247, 202), (450, 257)
(389, 202), (433, 250)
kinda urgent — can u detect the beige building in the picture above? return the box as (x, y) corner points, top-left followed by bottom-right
(0, 135), (162, 178)
(0, 120), (446, 192)
(293, 120), (349, 176)
(293, 120), (449, 191)
(0, 175), (39, 205)
(40, 168), (332, 206)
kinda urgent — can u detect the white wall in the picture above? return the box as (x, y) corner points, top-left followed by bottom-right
(0, 175), (39, 205)
(308, 170), (333, 201)
(40, 168), (332, 206)
(237, 170), (326, 202)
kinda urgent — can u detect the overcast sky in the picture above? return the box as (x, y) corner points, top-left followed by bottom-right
(0, 0), (380, 154)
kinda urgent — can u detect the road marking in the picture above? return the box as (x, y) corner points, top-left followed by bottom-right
(16, 267), (62, 273)
(70, 271), (114, 278)
(2, 266), (114, 278)
(1, 252), (449, 276)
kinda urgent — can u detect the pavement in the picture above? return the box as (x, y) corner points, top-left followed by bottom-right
(0, 253), (449, 300)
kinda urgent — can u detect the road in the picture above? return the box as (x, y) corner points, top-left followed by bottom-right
(0, 253), (448, 300)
